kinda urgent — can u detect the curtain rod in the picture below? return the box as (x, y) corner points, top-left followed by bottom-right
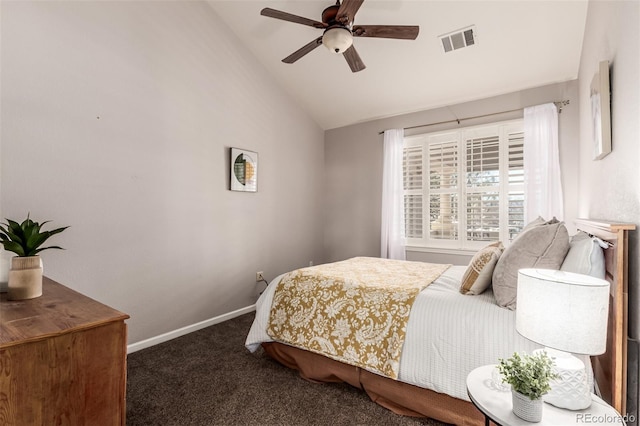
(378, 100), (570, 135)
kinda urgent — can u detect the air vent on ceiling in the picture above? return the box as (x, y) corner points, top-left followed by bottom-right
(439, 26), (476, 53)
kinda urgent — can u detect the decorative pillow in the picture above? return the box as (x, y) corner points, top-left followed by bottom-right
(560, 231), (606, 279)
(492, 220), (570, 310)
(460, 242), (504, 295)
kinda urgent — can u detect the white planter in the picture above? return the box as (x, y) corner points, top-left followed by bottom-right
(512, 389), (543, 422)
(8, 255), (43, 300)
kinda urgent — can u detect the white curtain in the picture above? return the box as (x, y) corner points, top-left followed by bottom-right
(524, 103), (564, 222)
(381, 128), (406, 260)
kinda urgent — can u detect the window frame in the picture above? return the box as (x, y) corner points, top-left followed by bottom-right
(403, 119), (524, 251)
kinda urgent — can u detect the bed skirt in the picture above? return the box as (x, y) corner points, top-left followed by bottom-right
(262, 342), (484, 426)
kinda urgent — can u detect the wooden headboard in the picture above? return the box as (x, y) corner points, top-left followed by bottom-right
(574, 219), (635, 414)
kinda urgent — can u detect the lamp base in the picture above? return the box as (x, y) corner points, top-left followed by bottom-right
(534, 348), (592, 410)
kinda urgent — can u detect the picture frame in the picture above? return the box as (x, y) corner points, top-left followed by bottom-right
(590, 60), (612, 160)
(230, 148), (258, 192)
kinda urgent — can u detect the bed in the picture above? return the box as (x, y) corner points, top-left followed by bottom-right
(245, 219), (634, 425)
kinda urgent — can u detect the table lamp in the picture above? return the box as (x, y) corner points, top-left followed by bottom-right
(516, 268), (610, 410)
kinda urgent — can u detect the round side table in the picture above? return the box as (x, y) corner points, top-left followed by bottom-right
(466, 365), (626, 426)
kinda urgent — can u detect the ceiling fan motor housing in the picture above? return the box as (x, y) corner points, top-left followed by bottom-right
(321, 4), (340, 24)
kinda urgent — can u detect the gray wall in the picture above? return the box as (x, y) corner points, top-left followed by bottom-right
(578, 0), (639, 339)
(324, 81), (580, 265)
(577, 0), (639, 419)
(0, 1), (325, 344)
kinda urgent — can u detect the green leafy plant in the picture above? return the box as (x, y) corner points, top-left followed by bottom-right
(0, 214), (69, 257)
(498, 351), (559, 400)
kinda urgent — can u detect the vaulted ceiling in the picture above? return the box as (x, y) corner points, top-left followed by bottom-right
(209, 1), (588, 130)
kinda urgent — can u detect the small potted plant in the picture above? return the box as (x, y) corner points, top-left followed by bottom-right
(498, 351), (558, 422)
(0, 214), (68, 300)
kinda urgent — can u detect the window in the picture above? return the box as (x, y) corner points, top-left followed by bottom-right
(403, 120), (524, 250)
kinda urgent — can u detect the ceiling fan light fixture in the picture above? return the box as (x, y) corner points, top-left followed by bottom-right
(322, 27), (353, 54)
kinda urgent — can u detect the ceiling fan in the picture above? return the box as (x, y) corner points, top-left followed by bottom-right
(260, 0), (419, 73)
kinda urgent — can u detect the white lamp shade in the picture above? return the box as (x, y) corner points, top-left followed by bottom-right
(516, 269), (609, 355)
(322, 28), (353, 54)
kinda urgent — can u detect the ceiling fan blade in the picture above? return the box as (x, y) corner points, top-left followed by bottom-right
(261, 8), (327, 29)
(353, 25), (420, 40)
(343, 45), (366, 73)
(282, 37), (323, 64)
(336, 0), (365, 25)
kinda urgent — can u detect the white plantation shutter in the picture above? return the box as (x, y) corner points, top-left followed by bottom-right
(429, 140), (458, 191)
(466, 136), (500, 185)
(428, 138), (458, 241)
(465, 192), (499, 241)
(403, 119), (525, 249)
(429, 193), (458, 241)
(507, 130), (525, 241)
(403, 144), (423, 238)
(465, 134), (500, 242)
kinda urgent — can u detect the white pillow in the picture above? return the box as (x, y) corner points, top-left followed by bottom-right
(560, 231), (606, 279)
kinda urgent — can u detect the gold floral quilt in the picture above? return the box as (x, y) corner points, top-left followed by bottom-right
(266, 257), (451, 379)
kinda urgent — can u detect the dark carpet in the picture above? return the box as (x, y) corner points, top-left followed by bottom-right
(126, 312), (451, 426)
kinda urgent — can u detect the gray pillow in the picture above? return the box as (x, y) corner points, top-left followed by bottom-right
(492, 220), (570, 310)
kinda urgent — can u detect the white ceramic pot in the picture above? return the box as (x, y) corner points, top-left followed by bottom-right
(8, 255), (43, 300)
(512, 389), (543, 422)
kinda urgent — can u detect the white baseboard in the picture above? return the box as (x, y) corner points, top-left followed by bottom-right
(127, 304), (256, 354)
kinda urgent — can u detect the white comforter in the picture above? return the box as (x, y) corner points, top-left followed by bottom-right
(246, 266), (544, 401)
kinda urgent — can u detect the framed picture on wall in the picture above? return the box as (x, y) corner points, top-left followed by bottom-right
(230, 148), (258, 192)
(590, 60), (612, 160)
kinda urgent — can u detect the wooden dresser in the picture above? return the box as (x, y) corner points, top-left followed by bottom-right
(0, 277), (129, 425)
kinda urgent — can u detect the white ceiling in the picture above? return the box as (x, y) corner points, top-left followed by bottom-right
(209, 1), (588, 130)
